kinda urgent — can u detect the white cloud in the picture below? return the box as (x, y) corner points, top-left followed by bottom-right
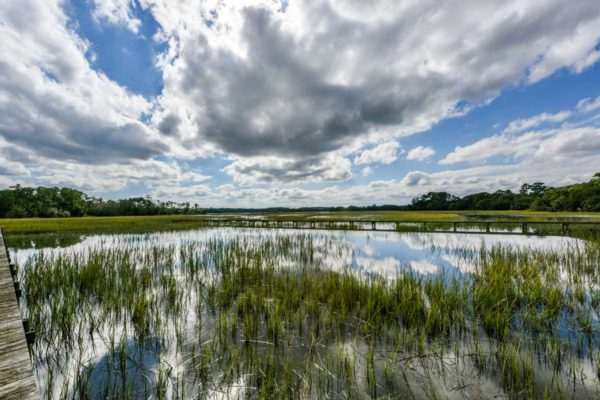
(91, 0), (141, 33)
(368, 180), (395, 189)
(32, 159), (211, 193)
(406, 146), (436, 161)
(0, 0), (165, 165)
(532, 127), (600, 161)
(0, 138), (32, 177)
(577, 96), (600, 114)
(440, 126), (600, 166)
(361, 166), (374, 176)
(0, 159), (30, 177)
(147, 0), (600, 178)
(2, 0), (600, 200)
(440, 131), (546, 165)
(148, 149), (600, 207)
(504, 111), (572, 133)
(223, 154), (352, 185)
(441, 98), (600, 166)
(402, 171), (432, 187)
(354, 142), (401, 165)
(527, 13), (600, 83)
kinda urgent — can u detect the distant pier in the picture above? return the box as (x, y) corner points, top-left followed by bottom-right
(175, 218), (600, 236)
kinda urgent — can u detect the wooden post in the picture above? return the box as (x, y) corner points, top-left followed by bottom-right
(25, 331), (35, 346)
(371, 222), (376, 230)
(522, 223), (528, 234)
(22, 320), (35, 345)
(395, 222), (399, 231)
(486, 222), (490, 233)
(14, 281), (21, 299)
(453, 222), (457, 232)
(561, 223), (568, 235)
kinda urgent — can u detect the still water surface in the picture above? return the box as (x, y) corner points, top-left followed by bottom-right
(11, 227), (579, 278)
(9, 228), (594, 399)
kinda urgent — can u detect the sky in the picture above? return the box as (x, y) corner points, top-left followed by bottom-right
(1, 0), (600, 207)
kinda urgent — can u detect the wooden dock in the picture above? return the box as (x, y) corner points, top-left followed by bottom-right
(0, 229), (38, 400)
(184, 218), (600, 236)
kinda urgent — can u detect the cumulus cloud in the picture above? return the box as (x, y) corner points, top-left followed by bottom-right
(440, 126), (600, 166)
(402, 171), (432, 187)
(91, 0), (141, 32)
(532, 127), (600, 161)
(33, 159), (211, 192)
(440, 131), (548, 165)
(150, 148), (600, 207)
(0, 0), (166, 165)
(0, 160), (30, 177)
(148, 0), (600, 169)
(526, 10), (600, 83)
(223, 154), (352, 185)
(354, 142), (401, 165)
(2, 0), (600, 200)
(368, 180), (395, 189)
(406, 146), (436, 161)
(441, 99), (600, 166)
(361, 166), (374, 177)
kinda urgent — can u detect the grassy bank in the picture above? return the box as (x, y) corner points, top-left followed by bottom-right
(0, 215), (209, 235)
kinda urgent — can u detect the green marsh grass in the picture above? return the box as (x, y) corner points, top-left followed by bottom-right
(12, 229), (600, 399)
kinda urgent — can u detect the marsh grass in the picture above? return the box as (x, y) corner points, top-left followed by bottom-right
(15, 229), (600, 399)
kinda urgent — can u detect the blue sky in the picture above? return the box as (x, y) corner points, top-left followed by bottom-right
(67, 0), (165, 97)
(1, 0), (600, 206)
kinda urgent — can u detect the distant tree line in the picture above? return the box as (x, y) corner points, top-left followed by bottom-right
(0, 185), (203, 218)
(404, 174), (600, 212)
(1, 174), (599, 218)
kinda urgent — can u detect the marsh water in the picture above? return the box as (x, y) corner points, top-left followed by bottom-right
(10, 228), (579, 276)
(9, 228), (600, 399)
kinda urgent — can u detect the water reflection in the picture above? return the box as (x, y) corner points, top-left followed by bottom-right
(12, 228), (580, 280)
(87, 337), (161, 400)
(12, 228), (596, 399)
(7, 232), (86, 249)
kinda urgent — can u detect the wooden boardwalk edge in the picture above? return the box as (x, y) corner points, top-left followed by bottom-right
(0, 228), (38, 400)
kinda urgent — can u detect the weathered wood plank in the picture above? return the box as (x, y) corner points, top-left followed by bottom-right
(0, 228), (38, 399)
